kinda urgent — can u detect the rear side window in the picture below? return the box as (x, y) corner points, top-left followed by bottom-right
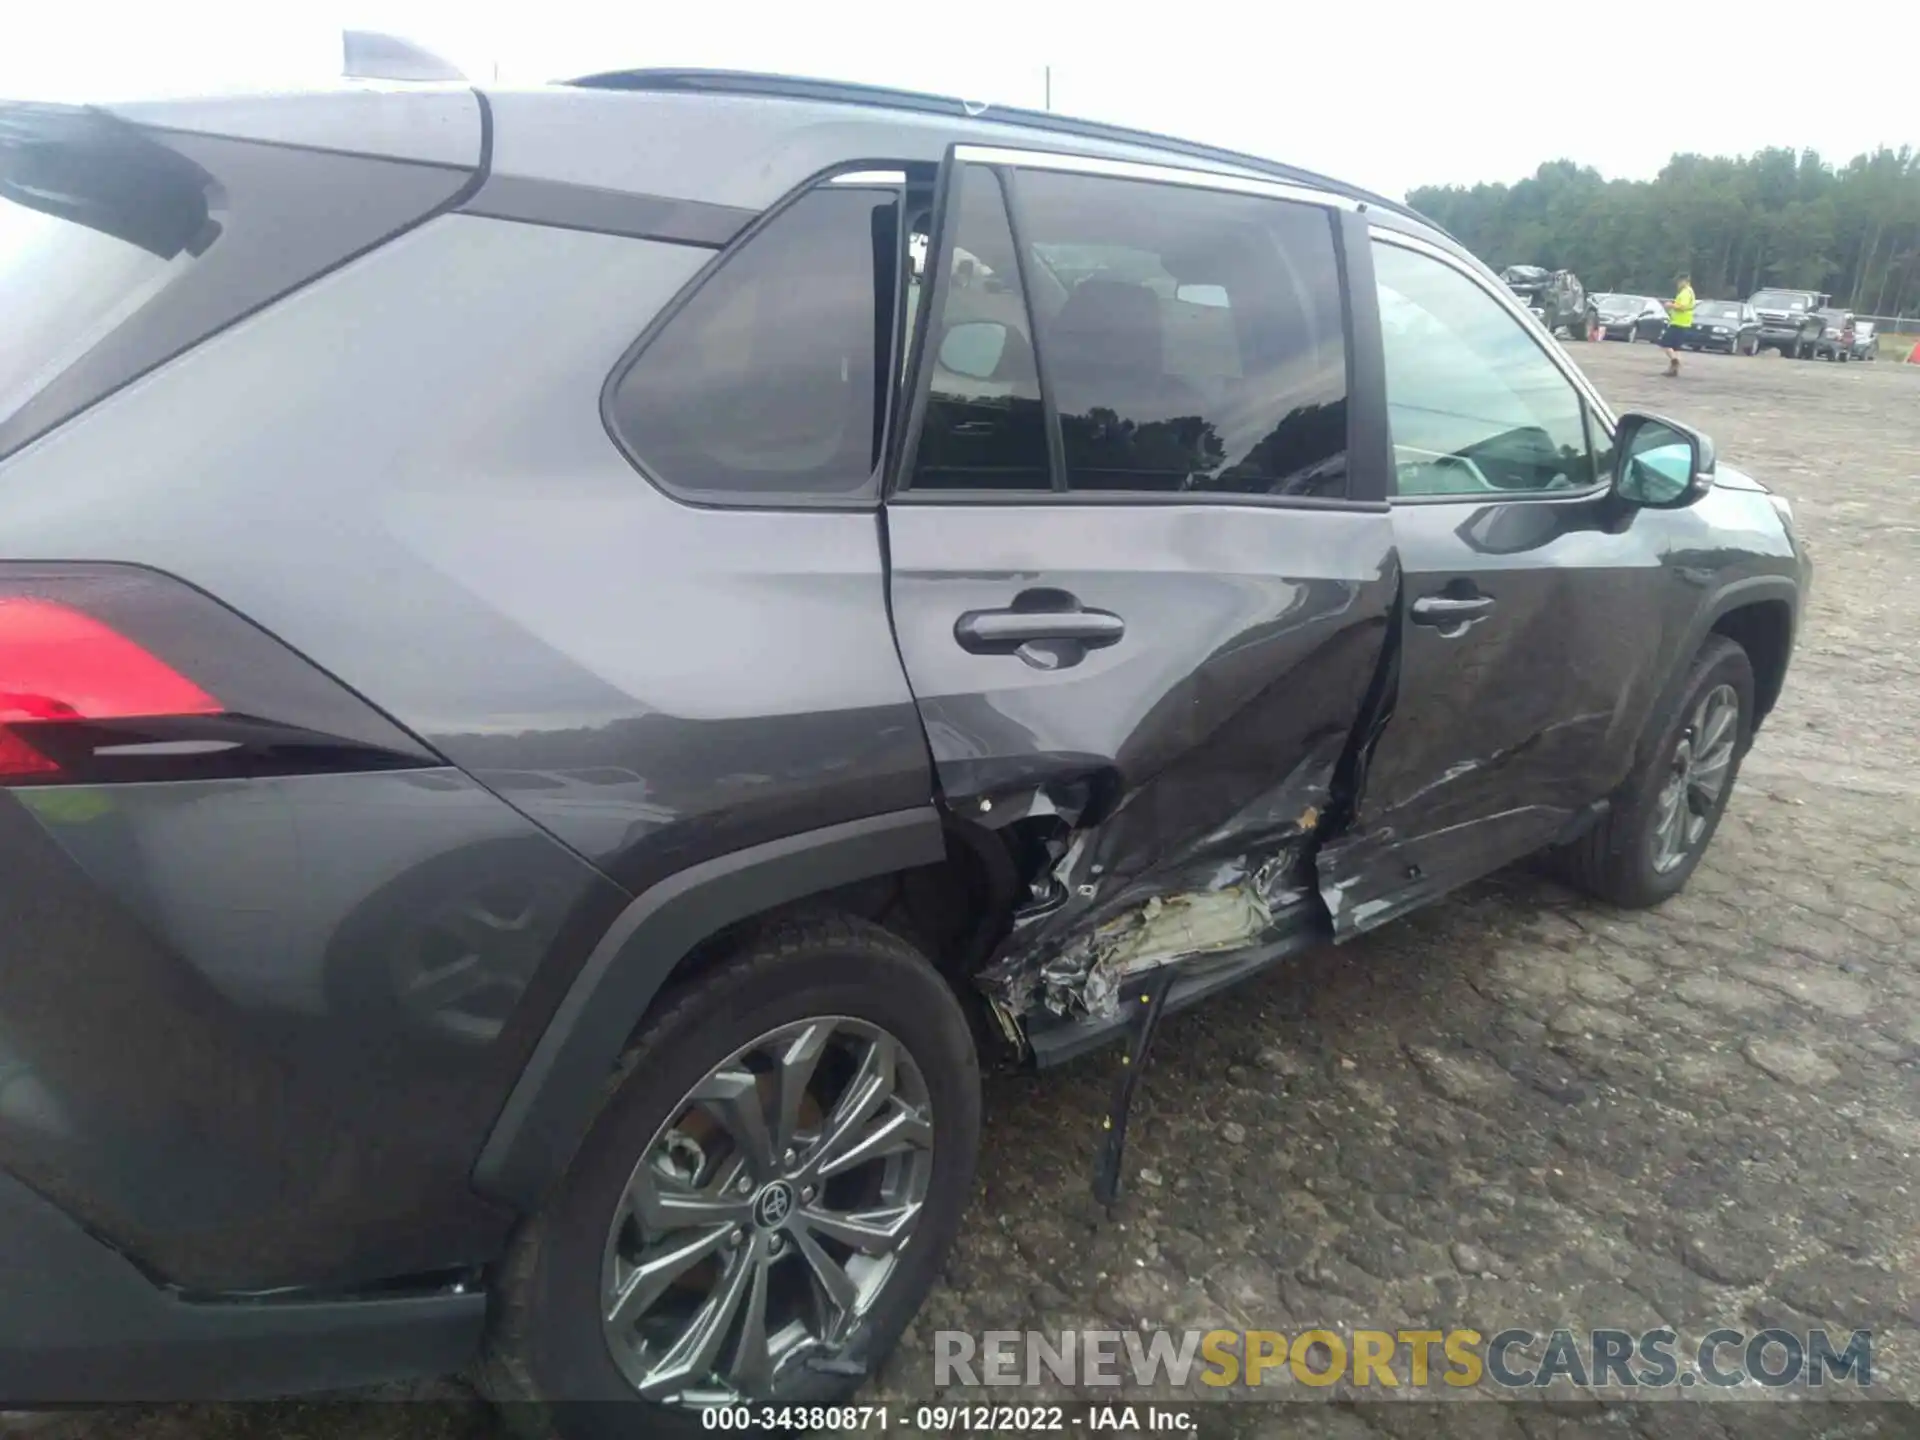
(608, 186), (901, 504)
(908, 168), (1051, 491)
(904, 164), (1349, 498)
(0, 102), (470, 461)
(1016, 170), (1348, 497)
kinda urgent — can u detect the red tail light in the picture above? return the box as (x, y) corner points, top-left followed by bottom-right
(0, 565), (437, 787)
(0, 598), (223, 779)
(0, 598), (222, 723)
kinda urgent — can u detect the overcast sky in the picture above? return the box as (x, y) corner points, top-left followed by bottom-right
(4, 0), (1913, 200)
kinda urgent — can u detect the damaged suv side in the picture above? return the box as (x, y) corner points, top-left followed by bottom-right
(888, 156), (1805, 1070)
(0, 71), (1807, 1427)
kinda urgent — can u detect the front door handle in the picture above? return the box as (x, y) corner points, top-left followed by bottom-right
(1410, 594), (1495, 626)
(954, 590), (1125, 670)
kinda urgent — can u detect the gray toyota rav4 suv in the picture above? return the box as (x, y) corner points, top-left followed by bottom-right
(0, 56), (1807, 1431)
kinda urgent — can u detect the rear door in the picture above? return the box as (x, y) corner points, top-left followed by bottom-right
(1315, 229), (1671, 934)
(884, 148), (1399, 1021)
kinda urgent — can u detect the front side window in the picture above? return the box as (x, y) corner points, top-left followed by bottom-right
(1372, 242), (1597, 499)
(609, 186), (899, 503)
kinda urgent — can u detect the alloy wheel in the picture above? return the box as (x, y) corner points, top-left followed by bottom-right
(601, 1017), (934, 1404)
(1650, 683), (1740, 873)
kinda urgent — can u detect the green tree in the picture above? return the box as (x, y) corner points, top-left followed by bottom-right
(1409, 146), (1920, 312)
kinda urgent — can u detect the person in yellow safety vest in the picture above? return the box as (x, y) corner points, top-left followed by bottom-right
(1660, 272), (1696, 376)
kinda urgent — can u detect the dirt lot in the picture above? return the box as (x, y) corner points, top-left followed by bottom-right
(29, 343), (1920, 1439)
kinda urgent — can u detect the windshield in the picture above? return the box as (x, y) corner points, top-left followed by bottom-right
(1696, 301), (1740, 319)
(1752, 291), (1810, 312)
(0, 103), (215, 441)
(1596, 294), (1639, 312)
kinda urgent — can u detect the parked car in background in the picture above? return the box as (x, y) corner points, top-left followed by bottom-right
(1810, 308), (1856, 361)
(1591, 293), (1669, 342)
(1685, 300), (1763, 355)
(1850, 319), (1878, 359)
(0, 62), (1811, 1428)
(1749, 288), (1828, 357)
(1501, 264), (1588, 338)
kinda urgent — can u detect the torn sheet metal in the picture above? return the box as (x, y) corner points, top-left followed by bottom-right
(976, 737), (1345, 1023)
(1031, 852), (1295, 1019)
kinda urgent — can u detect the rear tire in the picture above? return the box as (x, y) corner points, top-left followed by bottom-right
(478, 914), (981, 1438)
(1549, 635), (1754, 909)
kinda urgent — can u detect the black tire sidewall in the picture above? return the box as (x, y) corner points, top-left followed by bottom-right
(512, 930), (981, 1423)
(1610, 639), (1755, 903)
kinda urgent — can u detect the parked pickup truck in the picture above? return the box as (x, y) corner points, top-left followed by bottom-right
(1749, 288), (1829, 358)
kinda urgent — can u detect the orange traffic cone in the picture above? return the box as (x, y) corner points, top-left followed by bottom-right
(1907, 340), (1920, 364)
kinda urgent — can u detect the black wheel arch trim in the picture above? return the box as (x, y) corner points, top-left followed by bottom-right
(1700, 574), (1800, 664)
(1640, 574), (1799, 765)
(473, 806), (948, 1211)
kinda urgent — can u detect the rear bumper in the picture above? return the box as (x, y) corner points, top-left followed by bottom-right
(0, 1169), (483, 1402)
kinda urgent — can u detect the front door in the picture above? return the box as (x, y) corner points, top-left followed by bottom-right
(884, 148), (1397, 1024)
(1316, 232), (1670, 935)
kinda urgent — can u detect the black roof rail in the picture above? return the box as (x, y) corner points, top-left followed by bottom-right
(564, 68), (1429, 228)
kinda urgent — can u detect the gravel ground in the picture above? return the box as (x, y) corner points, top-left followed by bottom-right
(26, 343), (1920, 1439)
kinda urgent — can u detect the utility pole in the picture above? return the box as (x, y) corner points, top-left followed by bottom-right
(1044, 66), (1051, 111)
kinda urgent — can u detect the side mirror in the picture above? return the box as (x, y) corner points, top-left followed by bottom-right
(1613, 412), (1715, 508)
(937, 320), (1011, 381)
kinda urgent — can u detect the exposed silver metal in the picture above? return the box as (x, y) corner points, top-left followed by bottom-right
(1652, 682), (1739, 873)
(342, 30), (466, 83)
(951, 143), (1355, 213)
(601, 1017), (935, 1403)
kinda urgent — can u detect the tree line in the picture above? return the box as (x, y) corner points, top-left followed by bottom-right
(1408, 147), (1920, 314)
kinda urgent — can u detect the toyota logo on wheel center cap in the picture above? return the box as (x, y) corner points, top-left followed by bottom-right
(753, 1181), (794, 1228)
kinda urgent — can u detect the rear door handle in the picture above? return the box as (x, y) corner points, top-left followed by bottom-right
(1410, 594), (1495, 626)
(954, 592), (1125, 670)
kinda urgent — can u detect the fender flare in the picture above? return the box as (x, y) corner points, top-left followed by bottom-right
(1636, 573), (1799, 768)
(473, 807), (947, 1210)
